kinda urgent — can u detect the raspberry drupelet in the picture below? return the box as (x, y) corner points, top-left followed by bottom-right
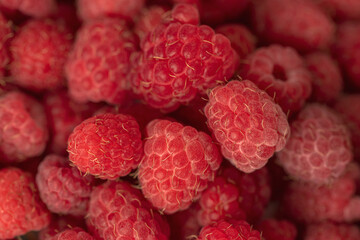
(50, 227), (94, 240)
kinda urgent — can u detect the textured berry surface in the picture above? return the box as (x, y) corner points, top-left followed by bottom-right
(0, 168), (50, 239)
(257, 219), (297, 240)
(0, 12), (11, 79)
(138, 119), (222, 213)
(36, 155), (94, 216)
(277, 104), (352, 184)
(197, 219), (261, 240)
(9, 19), (72, 92)
(204, 80), (290, 173)
(252, 0), (335, 52)
(313, 0), (360, 20)
(241, 44), (312, 114)
(68, 113), (143, 180)
(65, 18), (137, 104)
(0, 91), (48, 162)
(86, 181), (169, 240)
(304, 222), (360, 240)
(50, 227), (94, 240)
(0, 0), (56, 18)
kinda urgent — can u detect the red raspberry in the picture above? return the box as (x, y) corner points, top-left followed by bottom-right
(86, 181), (169, 240)
(240, 45), (312, 114)
(0, 12), (11, 80)
(305, 52), (343, 103)
(257, 219), (297, 240)
(138, 119), (222, 213)
(251, 0), (335, 52)
(334, 94), (360, 160)
(304, 222), (360, 240)
(0, 168), (50, 239)
(0, 91), (48, 162)
(277, 104), (353, 184)
(36, 155), (95, 217)
(9, 19), (72, 92)
(197, 219), (261, 240)
(65, 18), (137, 104)
(0, 0), (56, 18)
(313, 0), (360, 20)
(67, 113), (143, 180)
(50, 227), (94, 240)
(204, 80), (290, 173)
(77, 0), (145, 22)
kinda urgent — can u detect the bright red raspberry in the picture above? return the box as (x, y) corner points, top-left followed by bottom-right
(0, 0), (56, 18)
(67, 113), (143, 180)
(257, 219), (297, 240)
(251, 0), (335, 52)
(0, 91), (48, 162)
(77, 0), (145, 22)
(65, 18), (137, 104)
(313, 0), (360, 20)
(50, 227), (94, 240)
(0, 12), (11, 80)
(305, 52), (343, 103)
(277, 104), (353, 184)
(304, 222), (360, 240)
(334, 94), (360, 160)
(204, 80), (290, 173)
(138, 119), (222, 214)
(240, 45), (312, 114)
(0, 168), (50, 239)
(9, 19), (72, 92)
(197, 219), (261, 240)
(36, 155), (95, 217)
(86, 181), (169, 240)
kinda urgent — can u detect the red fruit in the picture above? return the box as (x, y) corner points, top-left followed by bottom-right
(0, 0), (56, 18)
(0, 168), (50, 239)
(204, 80), (290, 173)
(0, 12), (11, 80)
(277, 104), (353, 184)
(36, 155), (95, 217)
(313, 0), (360, 20)
(257, 219), (297, 240)
(65, 18), (137, 104)
(67, 113), (143, 180)
(304, 222), (360, 240)
(50, 227), (94, 240)
(0, 91), (48, 162)
(251, 0), (335, 52)
(138, 119), (222, 214)
(86, 181), (169, 240)
(240, 44), (313, 114)
(9, 19), (72, 92)
(305, 52), (343, 103)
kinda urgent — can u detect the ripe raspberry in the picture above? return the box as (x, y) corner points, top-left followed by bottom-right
(0, 0), (56, 18)
(0, 91), (48, 162)
(304, 222), (360, 240)
(277, 104), (353, 184)
(67, 113), (143, 180)
(86, 181), (169, 240)
(197, 219), (261, 240)
(251, 0), (335, 52)
(0, 12), (11, 80)
(50, 227), (94, 240)
(9, 19), (72, 92)
(138, 119), (222, 213)
(0, 168), (50, 239)
(334, 94), (360, 160)
(204, 80), (290, 173)
(304, 52), (343, 103)
(65, 18), (137, 104)
(36, 155), (95, 217)
(240, 45), (312, 114)
(257, 219), (297, 240)
(313, 0), (360, 20)
(77, 0), (145, 22)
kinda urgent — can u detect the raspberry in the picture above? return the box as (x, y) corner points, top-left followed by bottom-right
(304, 52), (343, 103)
(0, 91), (48, 162)
(257, 219), (297, 240)
(0, 0), (56, 18)
(50, 227), (94, 240)
(240, 45), (312, 114)
(86, 181), (169, 240)
(0, 168), (50, 239)
(197, 219), (261, 240)
(77, 0), (145, 22)
(138, 119), (222, 213)
(0, 12), (11, 80)
(65, 18), (137, 104)
(67, 113), (143, 180)
(313, 0), (360, 20)
(251, 0), (335, 52)
(36, 155), (95, 217)
(277, 104), (353, 184)
(304, 222), (360, 240)
(204, 80), (290, 173)
(9, 19), (72, 92)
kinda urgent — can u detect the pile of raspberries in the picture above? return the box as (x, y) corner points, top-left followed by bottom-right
(1, 0), (360, 239)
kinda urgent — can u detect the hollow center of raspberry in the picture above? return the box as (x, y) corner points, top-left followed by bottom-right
(272, 64), (287, 81)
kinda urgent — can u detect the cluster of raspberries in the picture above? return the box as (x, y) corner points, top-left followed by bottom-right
(1, 0), (360, 239)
